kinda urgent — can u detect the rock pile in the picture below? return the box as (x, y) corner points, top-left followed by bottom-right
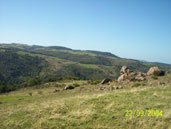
(147, 66), (165, 76)
(117, 66), (166, 82)
(117, 66), (146, 82)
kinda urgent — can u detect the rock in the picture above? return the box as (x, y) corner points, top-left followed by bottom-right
(136, 76), (146, 81)
(120, 66), (128, 74)
(99, 87), (105, 90)
(54, 89), (60, 93)
(126, 69), (133, 74)
(109, 86), (115, 90)
(138, 72), (146, 77)
(157, 82), (165, 86)
(129, 72), (137, 76)
(135, 72), (146, 81)
(120, 66), (133, 75)
(118, 85), (123, 89)
(117, 66), (146, 82)
(149, 83), (153, 86)
(101, 78), (112, 84)
(64, 85), (74, 90)
(147, 67), (165, 76)
(117, 74), (126, 82)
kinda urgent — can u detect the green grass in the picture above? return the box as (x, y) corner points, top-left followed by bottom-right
(17, 51), (72, 62)
(0, 78), (171, 129)
(0, 49), (6, 52)
(152, 75), (158, 80)
(78, 63), (100, 69)
(56, 49), (97, 56)
(0, 96), (28, 103)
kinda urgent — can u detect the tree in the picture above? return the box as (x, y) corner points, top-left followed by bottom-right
(27, 78), (40, 87)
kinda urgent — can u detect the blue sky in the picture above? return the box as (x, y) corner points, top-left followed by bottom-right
(0, 0), (171, 64)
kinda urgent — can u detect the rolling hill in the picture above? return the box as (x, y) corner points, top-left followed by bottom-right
(0, 43), (171, 92)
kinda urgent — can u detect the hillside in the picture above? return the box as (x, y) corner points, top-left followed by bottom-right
(0, 74), (171, 129)
(0, 43), (171, 92)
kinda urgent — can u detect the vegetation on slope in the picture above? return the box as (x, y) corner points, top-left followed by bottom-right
(0, 43), (171, 93)
(0, 49), (46, 84)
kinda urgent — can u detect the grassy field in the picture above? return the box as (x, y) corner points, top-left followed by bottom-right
(0, 76), (171, 129)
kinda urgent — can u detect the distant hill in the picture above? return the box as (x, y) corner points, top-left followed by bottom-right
(0, 43), (171, 89)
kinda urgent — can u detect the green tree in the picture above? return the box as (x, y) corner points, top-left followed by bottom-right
(27, 78), (40, 87)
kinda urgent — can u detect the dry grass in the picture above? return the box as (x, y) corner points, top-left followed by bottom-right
(0, 77), (171, 129)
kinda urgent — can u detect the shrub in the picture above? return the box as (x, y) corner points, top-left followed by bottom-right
(132, 82), (146, 87)
(152, 75), (158, 80)
(27, 78), (40, 87)
(28, 92), (32, 96)
(48, 78), (58, 82)
(37, 91), (43, 95)
(63, 76), (80, 80)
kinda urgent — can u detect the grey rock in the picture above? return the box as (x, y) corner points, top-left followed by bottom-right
(147, 67), (165, 76)
(101, 78), (112, 84)
(64, 85), (74, 90)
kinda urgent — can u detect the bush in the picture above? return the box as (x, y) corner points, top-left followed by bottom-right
(0, 85), (6, 93)
(37, 91), (43, 95)
(152, 75), (158, 80)
(48, 78), (58, 82)
(27, 78), (40, 87)
(63, 76), (80, 80)
(132, 82), (146, 87)
(28, 92), (32, 96)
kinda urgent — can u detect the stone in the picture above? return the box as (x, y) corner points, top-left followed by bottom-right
(99, 87), (105, 90)
(118, 85), (123, 89)
(101, 78), (112, 84)
(120, 66), (128, 74)
(136, 76), (146, 81)
(157, 82), (165, 86)
(64, 85), (74, 90)
(147, 67), (165, 76)
(117, 74), (126, 82)
(54, 89), (60, 93)
(117, 66), (146, 82)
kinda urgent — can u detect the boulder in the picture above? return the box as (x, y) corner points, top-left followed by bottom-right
(53, 89), (60, 93)
(135, 72), (146, 81)
(117, 66), (146, 82)
(120, 66), (133, 75)
(126, 69), (133, 74)
(147, 67), (165, 76)
(118, 85), (123, 89)
(101, 78), (112, 84)
(135, 76), (146, 81)
(117, 74), (126, 82)
(64, 85), (74, 90)
(120, 66), (128, 74)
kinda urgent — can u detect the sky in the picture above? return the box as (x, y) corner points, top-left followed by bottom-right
(0, 0), (171, 64)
